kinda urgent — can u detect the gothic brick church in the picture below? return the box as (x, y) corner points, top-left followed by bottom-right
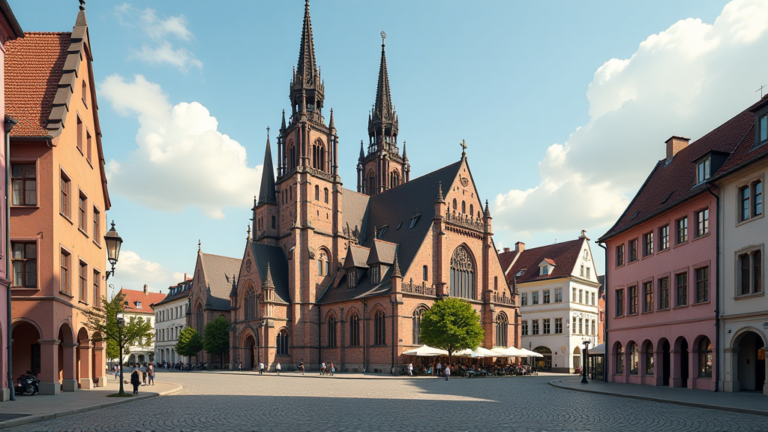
(189, 0), (520, 371)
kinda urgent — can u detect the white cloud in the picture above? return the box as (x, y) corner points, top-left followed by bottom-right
(495, 0), (768, 235)
(100, 74), (263, 218)
(116, 3), (201, 71)
(108, 250), (186, 295)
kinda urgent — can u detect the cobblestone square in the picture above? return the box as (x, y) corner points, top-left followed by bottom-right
(6, 372), (767, 431)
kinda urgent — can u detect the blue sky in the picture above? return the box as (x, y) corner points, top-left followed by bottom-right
(13, 0), (767, 292)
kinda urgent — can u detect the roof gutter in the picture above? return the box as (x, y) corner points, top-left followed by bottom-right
(0, 1), (23, 38)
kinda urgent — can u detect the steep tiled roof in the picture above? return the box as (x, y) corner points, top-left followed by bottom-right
(5, 32), (70, 137)
(498, 250), (518, 273)
(341, 189), (369, 242)
(201, 252), (241, 311)
(119, 289), (167, 315)
(600, 99), (762, 241)
(711, 96), (768, 178)
(250, 242), (289, 304)
(501, 239), (582, 284)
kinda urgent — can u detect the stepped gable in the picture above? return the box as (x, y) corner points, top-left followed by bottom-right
(249, 242), (290, 303)
(502, 239), (582, 284)
(201, 252), (242, 310)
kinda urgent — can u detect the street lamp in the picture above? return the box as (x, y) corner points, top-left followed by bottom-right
(581, 340), (591, 384)
(116, 311), (126, 395)
(104, 221), (124, 280)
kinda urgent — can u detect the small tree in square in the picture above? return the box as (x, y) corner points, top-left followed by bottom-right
(203, 316), (230, 369)
(176, 327), (204, 361)
(419, 297), (484, 364)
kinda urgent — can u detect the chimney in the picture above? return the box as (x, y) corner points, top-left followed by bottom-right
(515, 242), (525, 253)
(143, 284), (148, 294)
(503, 247), (511, 253)
(184, 272), (188, 281)
(665, 136), (690, 162)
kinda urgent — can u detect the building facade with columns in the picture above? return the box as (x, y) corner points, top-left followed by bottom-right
(188, 0), (520, 372)
(6, 4), (111, 394)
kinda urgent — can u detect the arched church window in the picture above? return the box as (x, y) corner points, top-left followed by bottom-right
(315, 185), (320, 201)
(369, 175), (375, 194)
(374, 309), (386, 345)
(390, 171), (400, 189)
(349, 312), (360, 346)
(318, 251), (329, 276)
(277, 330), (289, 356)
(195, 304), (204, 335)
(470, 204), (474, 219)
(450, 246), (475, 299)
(452, 199), (457, 212)
(496, 313), (508, 347)
(327, 315), (337, 347)
(413, 307), (426, 345)
(324, 188), (329, 203)
(462, 201), (466, 214)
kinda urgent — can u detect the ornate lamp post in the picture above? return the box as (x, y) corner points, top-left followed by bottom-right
(582, 340), (591, 384)
(104, 221), (123, 280)
(116, 312), (126, 395)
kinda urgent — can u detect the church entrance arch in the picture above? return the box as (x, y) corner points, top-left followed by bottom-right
(244, 334), (256, 370)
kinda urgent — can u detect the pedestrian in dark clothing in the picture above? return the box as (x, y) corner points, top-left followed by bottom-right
(147, 363), (155, 386)
(141, 364), (147, 385)
(300, 362), (305, 375)
(130, 368), (141, 394)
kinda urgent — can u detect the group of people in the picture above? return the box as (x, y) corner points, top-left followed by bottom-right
(320, 362), (335, 376)
(159, 361), (195, 371)
(114, 362), (155, 395)
(235, 362), (282, 375)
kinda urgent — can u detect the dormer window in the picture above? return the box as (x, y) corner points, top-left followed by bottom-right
(348, 269), (357, 288)
(136, 301), (142, 309)
(538, 260), (554, 276)
(759, 113), (767, 144)
(697, 157), (711, 184)
(408, 215), (420, 229)
(370, 266), (380, 284)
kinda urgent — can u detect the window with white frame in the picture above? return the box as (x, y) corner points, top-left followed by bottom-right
(737, 248), (762, 296)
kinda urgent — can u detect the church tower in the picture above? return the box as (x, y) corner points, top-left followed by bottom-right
(357, 33), (409, 195)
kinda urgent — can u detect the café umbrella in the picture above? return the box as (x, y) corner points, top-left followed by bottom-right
(402, 345), (449, 357)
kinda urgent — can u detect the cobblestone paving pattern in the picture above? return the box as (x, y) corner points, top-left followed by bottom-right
(7, 373), (767, 432)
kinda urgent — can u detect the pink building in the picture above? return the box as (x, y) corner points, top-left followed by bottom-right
(599, 115), (754, 390)
(0, 1), (23, 401)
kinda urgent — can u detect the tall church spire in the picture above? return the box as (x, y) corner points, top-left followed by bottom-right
(258, 128), (276, 205)
(368, 31), (398, 151)
(290, 0), (324, 120)
(296, 0), (316, 82)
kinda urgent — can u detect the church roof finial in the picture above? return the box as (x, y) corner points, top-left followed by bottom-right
(257, 127), (277, 205)
(484, 199), (491, 218)
(329, 108), (335, 129)
(460, 139), (467, 159)
(402, 140), (408, 160)
(436, 181), (445, 203)
(79, 0), (86, 11)
(263, 263), (274, 288)
(392, 251), (402, 279)
(198, 239), (201, 252)
(281, 109), (287, 130)
(359, 140), (365, 161)
(247, 225), (251, 241)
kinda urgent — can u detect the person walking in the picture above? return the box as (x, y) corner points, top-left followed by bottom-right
(130, 367), (141, 394)
(238, 362), (242, 372)
(299, 362), (305, 375)
(147, 363), (155, 386)
(408, 363), (413, 376)
(276, 362), (282, 375)
(329, 362), (335, 376)
(444, 364), (451, 381)
(436, 362), (442, 377)
(320, 362), (326, 375)
(141, 363), (147, 385)
(258, 362), (264, 375)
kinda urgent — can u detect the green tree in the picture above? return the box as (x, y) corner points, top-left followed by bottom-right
(84, 293), (154, 396)
(419, 297), (485, 364)
(176, 327), (203, 360)
(106, 338), (121, 364)
(203, 316), (230, 369)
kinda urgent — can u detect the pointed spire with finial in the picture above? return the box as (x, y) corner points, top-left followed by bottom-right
(263, 263), (275, 288)
(329, 108), (335, 130)
(198, 239), (201, 252)
(402, 141), (408, 160)
(281, 109), (287, 131)
(484, 199), (491, 218)
(436, 181), (445, 203)
(369, 31), (399, 148)
(229, 274), (238, 298)
(258, 127), (277, 205)
(359, 140), (365, 161)
(296, 0), (317, 82)
(392, 251), (402, 279)
(247, 225), (252, 241)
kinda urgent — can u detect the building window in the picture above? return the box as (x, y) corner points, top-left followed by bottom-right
(586, 267), (591, 279)
(60, 250), (71, 295)
(374, 310), (386, 345)
(756, 250), (763, 293)
(348, 269), (357, 288)
(578, 318), (583, 334)
(629, 239), (638, 262)
(413, 309), (424, 345)
(699, 337), (713, 378)
(77, 116), (83, 152)
(317, 251), (329, 277)
(78, 192), (87, 232)
(543, 289), (550, 304)
(521, 320), (528, 336)
(591, 320), (596, 335)
(349, 313), (360, 346)
(580, 265), (585, 277)
(616, 244), (625, 267)
(496, 313), (508, 347)
(629, 342), (639, 375)
(643, 281), (653, 312)
(449, 246), (475, 299)
(591, 292), (595, 305)
(738, 250), (762, 295)
(314, 185), (319, 201)
(659, 225), (669, 251)
(60, 172), (71, 218)
(11, 242), (37, 288)
(555, 318), (562, 334)
(677, 217), (688, 244)
(695, 266), (709, 303)
(423, 265), (428, 281)
(695, 209), (709, 237)
(532, 291), (539, 305)
(86, 130), (92, 163)
(759, 113), (768, 144)
(616, 343), (624, 374)
(645, 343), (654, 375)
(370, 265), (380, 284)
(79, 261), (87, 302)
(643, 232), (654, 256)
(697, 157), (710, 184)
(93, 270), (101, 307)
(554, 289), (562, 302)
(616, 289), (624, 317)
(327, 315), (337, 347)
(324, 188), (329, 203)
(244, 287), (257, 321)
(276, 330), (289, 355)
(11, 164), (36, 206)
(578, 290), (583, 304)
(532, 319), (539, 335)
(659, 277), (670, 309)
(520, 293), (527, 306)
(740, 185), (751, 221)
(93, 208), (101, 244)
(676, 272), (688, 306)
(628, 285), (637, 314)
(755, 181), (763, 217)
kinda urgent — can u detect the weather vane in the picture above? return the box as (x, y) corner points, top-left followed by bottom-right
(460, 139), (467, 157)
(381, 31), (386, 45)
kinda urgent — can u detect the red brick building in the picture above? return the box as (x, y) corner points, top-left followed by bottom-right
(189, 0), (519, 371)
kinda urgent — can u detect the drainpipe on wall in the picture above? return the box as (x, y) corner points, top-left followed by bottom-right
(596, 241), (608, 383)
(5, 117), (16, 401)
(390, 298), (395, 373)
(362, 298), (367, 373)
(706, 184), (721, 392)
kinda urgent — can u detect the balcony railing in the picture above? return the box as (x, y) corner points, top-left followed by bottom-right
(401, 279), (436, 296)
(445, 211), (484, 232)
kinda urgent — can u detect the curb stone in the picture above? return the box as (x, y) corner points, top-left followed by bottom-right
(0, 381), (182, 430)
(548, 379), (768, 418)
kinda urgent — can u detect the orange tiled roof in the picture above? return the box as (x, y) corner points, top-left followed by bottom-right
(5, 32), (70, 138)
(119, 289), (167, 315)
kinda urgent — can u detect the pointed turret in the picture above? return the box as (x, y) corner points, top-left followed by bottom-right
(368, 31), (399, 148)
(76, 0), (87, 26)
(359, 140), (365, 161)
(402, 141), (408, 160)
(258, 128), (277, 205)
(436, 182), (445, 203)
(263, 263), (275, 288)
(296, 0), (317, 83)
(281, 109), (287, 131)
(329, 108), (335, 130)
(391, 251), (402, 279)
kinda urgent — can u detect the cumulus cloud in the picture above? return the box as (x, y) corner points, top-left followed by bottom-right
(116, 3), (201, 71)
(100, 74), (263, 218)
(495, 0), (768, 235)
(108, 250), (186, 294)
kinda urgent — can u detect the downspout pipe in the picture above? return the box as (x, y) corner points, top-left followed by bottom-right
(5, 117), (16, 401)
(362, 298), (367, 373)
(596, 241), (608, 383)
(706, 184), (721, 392)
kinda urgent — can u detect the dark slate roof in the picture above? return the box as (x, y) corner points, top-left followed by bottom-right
(258, 135), (276, 205)
(153, 279), (193, 307)
(600, 98), (764, 241)
(343, 245), (370, 269)
(502, 239), (582, 284)
(319, 161), (463, 304)
(711, 96), (768, 179)
(250, 241), (290, 304)
(367, 239), (396, 265)
(341, 188), (369, 243)
(201, 252), (241, 311)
